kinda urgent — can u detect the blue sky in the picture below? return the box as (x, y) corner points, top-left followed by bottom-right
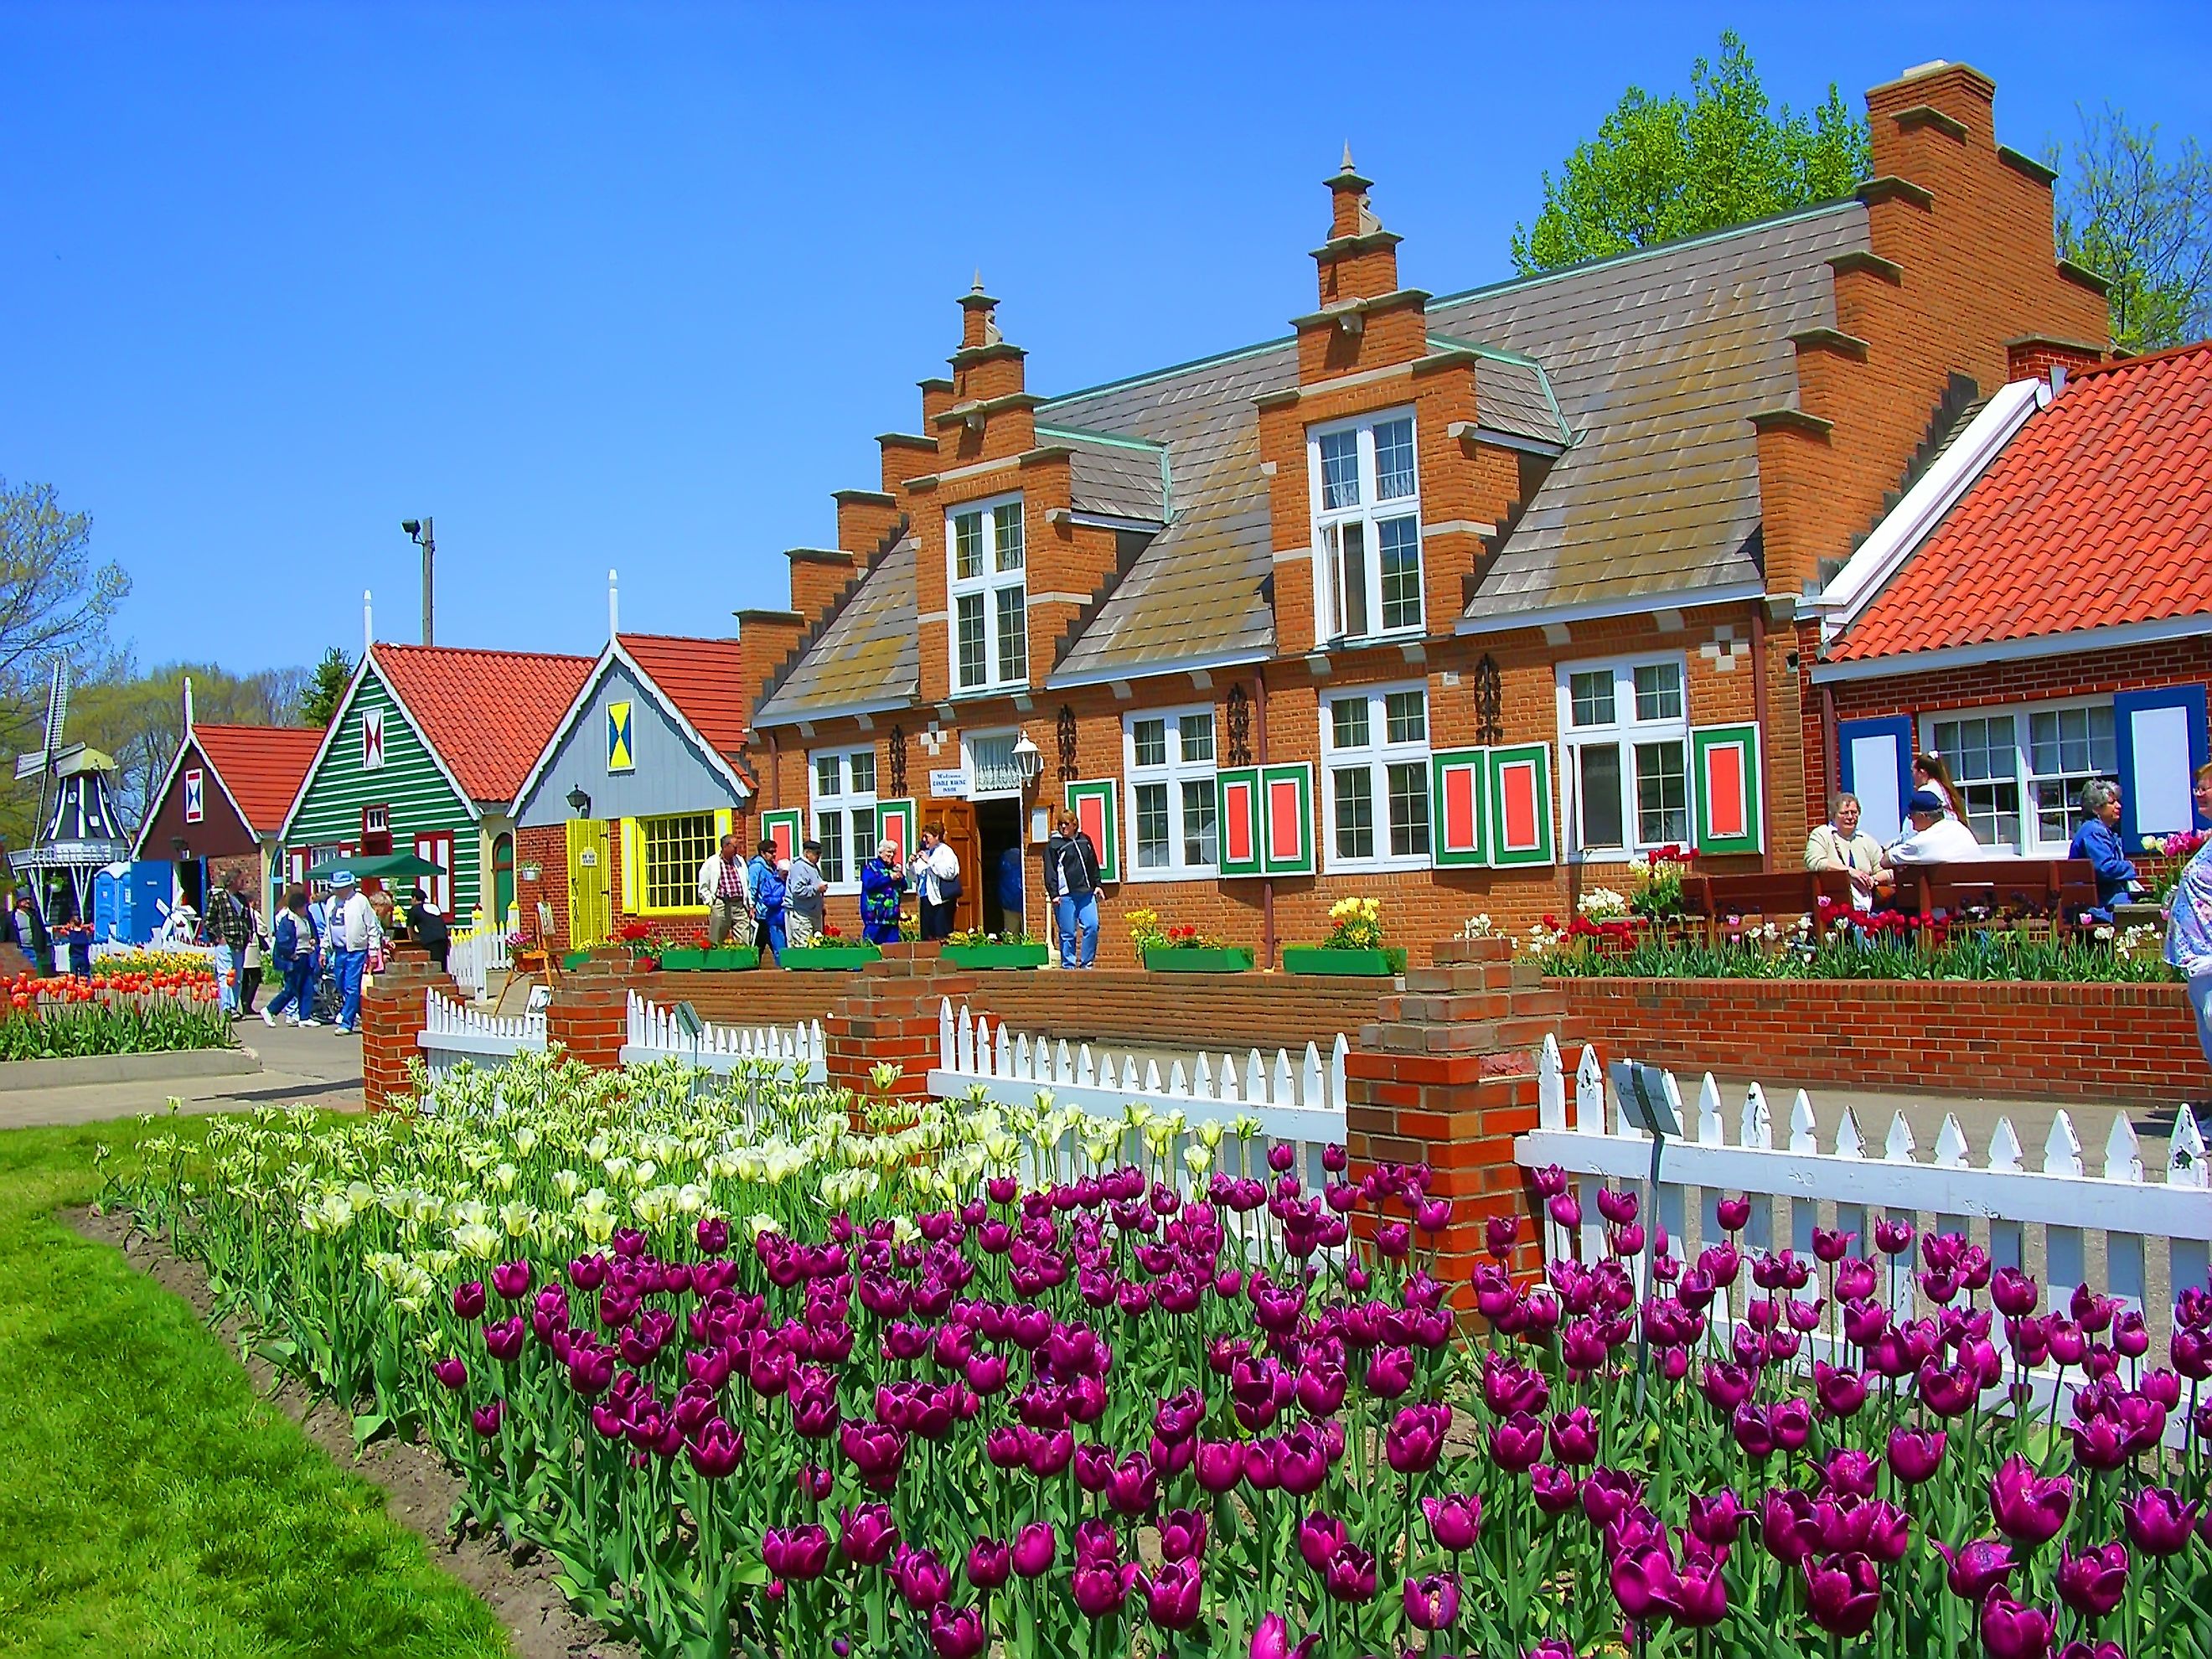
(6, 3), (2209, 675)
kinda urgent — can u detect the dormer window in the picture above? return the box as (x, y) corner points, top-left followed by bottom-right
(948, 494), (1026, 693)
(1311, 411), (1422, 643)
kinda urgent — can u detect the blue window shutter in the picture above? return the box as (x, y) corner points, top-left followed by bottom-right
(2114, 684), (2210, 842)
(1836, 715), (1915, 845)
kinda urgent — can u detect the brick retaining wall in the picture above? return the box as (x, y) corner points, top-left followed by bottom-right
(1552, 976), (2210, 1104)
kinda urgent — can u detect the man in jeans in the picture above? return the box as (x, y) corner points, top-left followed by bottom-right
(1044, 814), (1101, 968)
(204, 867), (255, 1016)
(696, 832), (751, 950)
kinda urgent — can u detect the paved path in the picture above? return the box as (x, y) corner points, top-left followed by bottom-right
(0, 1013), (363, 1130)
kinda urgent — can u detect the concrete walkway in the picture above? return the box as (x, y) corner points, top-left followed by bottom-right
(0, 1013), (363, 1129)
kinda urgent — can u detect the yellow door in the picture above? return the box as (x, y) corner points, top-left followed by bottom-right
(566, 818), (612, 949)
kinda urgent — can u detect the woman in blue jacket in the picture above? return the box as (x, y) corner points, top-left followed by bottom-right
(261, 886), (321, 1027)
(747, 840), (789, 965)
(859, 840), (906, 945)
(2068, 779), (2140, 917)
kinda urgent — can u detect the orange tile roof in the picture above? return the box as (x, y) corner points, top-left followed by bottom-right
(375, 643), (595, 803)
(618, 633), (749, 757)
(1834, 341), (2212, 661)
(192, 723), (324, 835)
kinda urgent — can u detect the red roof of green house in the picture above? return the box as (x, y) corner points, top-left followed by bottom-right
(1832, 340), (2212, 662)
(375, 643), (596, 803)
(618, 633), (748, 757)
(191, 723), (324, 834)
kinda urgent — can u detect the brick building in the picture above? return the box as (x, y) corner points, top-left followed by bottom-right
(742, 62), (2111, 966)
(1805, 339), (2212, 853)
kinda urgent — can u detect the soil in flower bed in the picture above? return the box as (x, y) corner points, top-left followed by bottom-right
(72, 1204), (631, 1659)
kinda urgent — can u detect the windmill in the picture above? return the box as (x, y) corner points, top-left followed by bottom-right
(10, 657), (128, 923)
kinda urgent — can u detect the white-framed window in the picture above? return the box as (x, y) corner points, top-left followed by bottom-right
(964, 730), (1027, 798)
(810, 747), (879, 890)
(948, 494), (1027, 693)
(1558, 655), (1690, 861)
(1922, 700), (2116, 853)
(1310, 409), (1422, 643)
(1322, 683), (1431, 870)
(1124, 706), (1218, 877)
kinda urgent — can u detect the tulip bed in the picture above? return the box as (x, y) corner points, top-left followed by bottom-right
(106, 1052), (2212, 1659)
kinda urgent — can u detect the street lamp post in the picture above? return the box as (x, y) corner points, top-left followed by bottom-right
(401, 518), (436, 645)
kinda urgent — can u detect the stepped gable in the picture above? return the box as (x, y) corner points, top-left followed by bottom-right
(752, 530), (920, 723)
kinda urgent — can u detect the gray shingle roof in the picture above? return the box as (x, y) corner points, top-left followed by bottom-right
(756, 200), (1870, 708)
(752, 532), (918, 724)
(1041, 346), (1294, 682)
(1433, 204), (1868, 623)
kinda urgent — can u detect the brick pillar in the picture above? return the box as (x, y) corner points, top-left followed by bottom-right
(360, 953), (448, 1111)
(824, 943), (979, 1113)
(1343, 938), (1572, 1300)
(546, 946), (650, 1071)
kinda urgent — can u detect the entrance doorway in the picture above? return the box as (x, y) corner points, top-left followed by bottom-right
(974, 798), (1024, 938)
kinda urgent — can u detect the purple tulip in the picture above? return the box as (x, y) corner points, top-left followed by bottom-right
(926, 1605), (985, 1659)
(1935, 1537), (2017, 1602)
(1486, 1215), (1518, 1259)
(1140, 1558), (1202, 1631)
(1194, 1439), (1243, 1494)
(470, 1399), (504, 1438)
(840, 1502), (898, 1566)
(1489, 1412), (1545, 1473)
(686, 1417), (744, 1478)
(964, 1538), (1010, 1590)
(2122, 1486), (2201, 1556)
(2056, 1643), (2126, 1659)
(1990, 1455), (2072, 1545)
(1386, 1402), (1450, 1474)
(1248, 1613), (1320, 1659)
(1980, 1592), (2057, 1659)
(762, 1523), (831, 1582)
(1992, 1267), (2040, 1317)
(431, 1356), (468, 1392)
(1687, 1490), (1747, 1547)
(2054, 1542), (2130, 1620)
(451, 1280), (486, 1320)
(1423, 1491), (1482, 1551)
(1531, 1463), (1581, 1515)
(1404, 1571), (1461, 1631)
(1365, 1345), (1414, 1399)
(1760, 1488), (1819, 1566)
(1813, 1361), (1868, 1419)
(1801, 1551), (1881, 1637)
(840, 1418), (908, 1491)
(1296, 1512), (1346, 1573)
(483, 1315), (526, 1362)
(1820, 1449), (1879, 1501)
(1715, 1196), (1751, 1232)
(1320, 1542), (1376, 1603)
(1547, 1193), (1582, 1230)
(1548, 1407), (1599, 1465)
(1579, 1465), (1641, 1529)
(1009, 1521), (1055, 1579)
(491, 1259), (532, 1300)
(1156, 1507), (1207, 1563)
(1873, 1217), (1915, 1255)
(1886, 1425), (1947, 1486)
(1072, 1559), (1134, 1620)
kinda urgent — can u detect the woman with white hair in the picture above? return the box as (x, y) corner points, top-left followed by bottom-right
(2067, 778), (2139, 916)
(859, 839), (906, 945)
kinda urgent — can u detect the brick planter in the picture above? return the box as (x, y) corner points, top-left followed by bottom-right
(1552, 976), (2210, 1103)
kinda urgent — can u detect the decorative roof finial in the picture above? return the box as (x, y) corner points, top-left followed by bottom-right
(1341, 141), (1355, 173)
(971, 268), (985, 293)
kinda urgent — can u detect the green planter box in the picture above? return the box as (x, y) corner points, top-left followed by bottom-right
(942, 943), (1052, 970)
(1283, 946), (1408, 977)
(562, 951), (592, 970)
(656, 948), (756, 972)
(783, 943), (882, 970)
(1141, 945), (1255, 974)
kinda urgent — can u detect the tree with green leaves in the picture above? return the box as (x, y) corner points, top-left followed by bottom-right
(298, 646), (353, 728)
(2050, 104), (2212, 355)
(1512, 33), (1870, 274)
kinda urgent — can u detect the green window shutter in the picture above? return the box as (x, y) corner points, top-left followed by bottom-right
(1486, 744), (1555, 867)
(760, 808), (804, 864)
(1429, 747), (1489, 867)
(1691, 724), (1763, 856)
(1216, 767), (1263, 877)
(1258, 762), (1316, 876)
(1065, 780), (1120, 883)
(875, 799), (917, 864)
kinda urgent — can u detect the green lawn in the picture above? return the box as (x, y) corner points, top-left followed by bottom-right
(0, 1119), (509, 1659)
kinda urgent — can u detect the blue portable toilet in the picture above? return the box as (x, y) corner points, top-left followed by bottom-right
(91, 865), (124, 942)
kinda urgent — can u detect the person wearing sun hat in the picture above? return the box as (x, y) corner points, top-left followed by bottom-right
(326, 870), (379, 1035)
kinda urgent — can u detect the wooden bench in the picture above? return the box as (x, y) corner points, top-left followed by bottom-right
(1683, 871), (1860, 943)
(1899, 858), (2100, 933)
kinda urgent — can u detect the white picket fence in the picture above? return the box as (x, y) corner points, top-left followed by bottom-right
(448, 919), (511, 1001)
(926, 996), (1349, 1186)
(621, 990), (826, 1081)
(1516, 1036), (2212, 1379)
(416, 986), (547, 1075)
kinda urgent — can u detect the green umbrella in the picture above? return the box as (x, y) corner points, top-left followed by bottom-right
(304, 850), (445, 881)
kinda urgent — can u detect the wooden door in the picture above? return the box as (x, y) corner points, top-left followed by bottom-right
(929, 798), (983, 934)
(566, 819), (612, 949)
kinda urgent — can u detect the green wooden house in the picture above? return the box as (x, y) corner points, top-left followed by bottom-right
(279, 638), (594, 924)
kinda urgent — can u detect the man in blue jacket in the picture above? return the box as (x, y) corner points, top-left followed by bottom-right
(747, 838), (788, 966)
(2068, 779), (2140, 918)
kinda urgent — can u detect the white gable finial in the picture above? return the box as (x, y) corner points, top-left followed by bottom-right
(363, 590), (373, 655)
(608, 569), (619, 640)
(181, 674), (195, 734)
